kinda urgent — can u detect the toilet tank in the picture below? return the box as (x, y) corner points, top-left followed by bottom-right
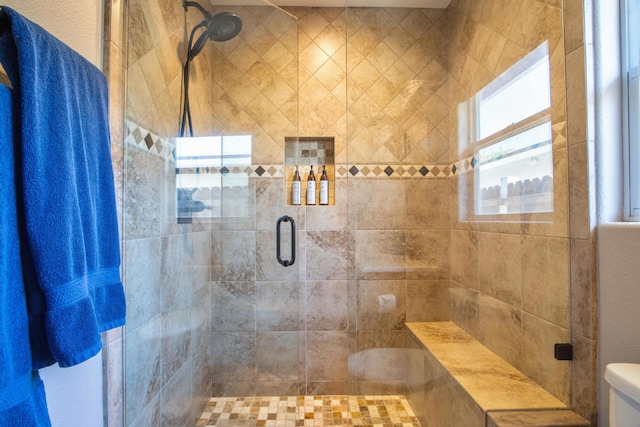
(605, 363), (640, 426)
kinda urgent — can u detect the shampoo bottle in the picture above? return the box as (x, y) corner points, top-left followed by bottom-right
(306, 165), (316, 205)
(292, 165), (301, 205)
(319, 165), (329, 205)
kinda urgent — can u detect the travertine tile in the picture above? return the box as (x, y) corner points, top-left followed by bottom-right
(120, 0), (587, 421)
(407, 322), (567, 411)
(357, 280), (407, 330)
(356, 230), (406, 280)
(478, 294), (522, 368)
(305, 281), (349, 331)
(256, 332), (300, 382)
(306, 230), (354, 280)
(487, 409), (589, 427)
(521, 235), (570, 328)
(570, 238), (595, 339)
(565, 46), (588, 145)
(568, 143), (591, 239)
(212, 332), (257, 382)
(450, 229), (478, 289)
(407, 230), (450, 280)
(256, 281), (300, 331)
(521, 313), (571, 404)
(406, 280), (449, 322)
(212, 281), (256, 332)
(306, 331), (349, 382)
(197, 395), (419, 427)
(478, 232), (522, 306)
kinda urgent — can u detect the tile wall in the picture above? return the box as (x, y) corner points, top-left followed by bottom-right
(105, 0), (598, 425)
(118, 0), (215, 426)
(444, 0), (571, 407)
(441, 0), (597, 423)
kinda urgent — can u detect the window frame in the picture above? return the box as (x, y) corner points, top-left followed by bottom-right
(471, 42), (555, 219)
(622, 0), (640, 220)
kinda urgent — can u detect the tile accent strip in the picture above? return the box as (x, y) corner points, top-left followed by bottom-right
(196, 395), (420, 427)
(127, 121), (476, 179)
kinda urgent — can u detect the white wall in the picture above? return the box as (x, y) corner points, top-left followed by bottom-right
(1, 1), (105, 426)
(592, 1), (640, 425)
(2, 0), (103, 67)
(598, 224), (640, 426)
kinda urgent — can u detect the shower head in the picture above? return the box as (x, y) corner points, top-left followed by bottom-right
(207, 12), (243, 42)
(181, 1), (244, 137)
(187, 11), (243, 61)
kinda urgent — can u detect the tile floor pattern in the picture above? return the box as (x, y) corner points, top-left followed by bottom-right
(196, 395), (421, 427)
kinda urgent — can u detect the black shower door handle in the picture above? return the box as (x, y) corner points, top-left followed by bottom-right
(276, 215), (295, 267)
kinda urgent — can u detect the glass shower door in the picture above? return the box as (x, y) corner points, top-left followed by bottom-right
(200, 1), (303, 399)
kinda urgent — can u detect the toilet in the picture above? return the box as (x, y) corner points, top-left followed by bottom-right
(605, 363), (640, 426)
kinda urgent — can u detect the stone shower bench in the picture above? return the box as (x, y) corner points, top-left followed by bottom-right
(404, 322), (589, 427)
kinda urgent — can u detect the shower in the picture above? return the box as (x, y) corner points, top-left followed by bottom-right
(180, 1), (242, 137)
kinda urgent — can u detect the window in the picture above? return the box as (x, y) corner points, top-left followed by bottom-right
(623, 0), (640, 219)
(174, 135), (252, 220)
(473, 42), (554, 216)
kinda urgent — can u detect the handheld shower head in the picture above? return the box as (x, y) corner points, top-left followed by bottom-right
(186, 11), (243, 61)
(181, 1), (244, 137)
(208, 12), (243, 42)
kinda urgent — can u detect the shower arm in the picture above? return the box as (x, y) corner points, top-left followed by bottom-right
(183, 0), (211, 20)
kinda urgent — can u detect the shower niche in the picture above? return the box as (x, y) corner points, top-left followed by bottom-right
(285, 136), (335, 206)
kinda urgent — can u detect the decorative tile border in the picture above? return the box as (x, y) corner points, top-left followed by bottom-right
(126, 121), (476, 179)
(125, 121), (175, 161)
(176, 165), (286, 179)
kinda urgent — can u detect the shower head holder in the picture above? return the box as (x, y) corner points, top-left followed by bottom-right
(183, 0), (211, 19)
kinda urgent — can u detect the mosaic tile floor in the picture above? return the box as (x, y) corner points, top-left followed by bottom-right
(196, 395), (421, 427)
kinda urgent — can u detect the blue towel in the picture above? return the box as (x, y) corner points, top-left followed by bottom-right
(0, 7), (126, 368)
(0, 36), (51, 426)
